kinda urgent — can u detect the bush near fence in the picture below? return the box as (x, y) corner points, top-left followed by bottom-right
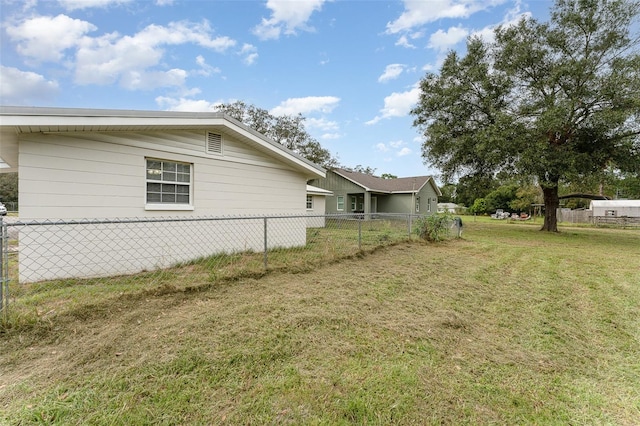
(1, 213), (461, 322)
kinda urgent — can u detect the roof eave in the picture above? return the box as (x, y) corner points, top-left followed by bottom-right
(0, 106), (326, 179)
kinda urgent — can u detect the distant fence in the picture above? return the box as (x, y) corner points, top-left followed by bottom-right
(557, 208), (640, 228)
(592, 216), (640, 228)
(0, 213), (462, 318)
(557, 208), (591, 224)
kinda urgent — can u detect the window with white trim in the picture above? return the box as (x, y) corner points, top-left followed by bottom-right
(146, 159), (192, 205)
(351, 196), (357, 211)
(306, 195), (313, 210)
(337, 195), (345, 211)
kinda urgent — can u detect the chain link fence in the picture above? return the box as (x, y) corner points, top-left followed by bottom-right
(1, 213), (461, 322)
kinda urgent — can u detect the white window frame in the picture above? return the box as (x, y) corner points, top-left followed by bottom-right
(351, 196), (357, 211)
(306, 195), (313, 210)
(145, 158), (194, 211)
(415, 196), (420, 213)
(337, 195), (345, 211)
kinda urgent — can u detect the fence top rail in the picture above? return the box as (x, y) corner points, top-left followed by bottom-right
(1, 212), (427, 227)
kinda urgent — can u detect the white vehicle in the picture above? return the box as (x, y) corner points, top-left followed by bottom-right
(0, 203), (7, 216)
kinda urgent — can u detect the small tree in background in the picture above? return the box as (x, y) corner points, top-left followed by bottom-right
(215, 101), (339, 169)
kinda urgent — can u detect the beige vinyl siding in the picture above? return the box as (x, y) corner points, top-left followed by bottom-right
(18, 130), (307, 219)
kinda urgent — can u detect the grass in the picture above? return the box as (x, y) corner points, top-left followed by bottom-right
(1, 221), (639, 424)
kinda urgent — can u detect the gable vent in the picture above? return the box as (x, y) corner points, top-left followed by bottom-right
(206, 132), (223, 155)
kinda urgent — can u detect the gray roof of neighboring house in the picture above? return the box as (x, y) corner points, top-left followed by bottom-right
(332, 168), (442, 195)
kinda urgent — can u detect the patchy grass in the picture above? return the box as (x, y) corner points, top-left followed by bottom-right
(1, 221), (639, 425)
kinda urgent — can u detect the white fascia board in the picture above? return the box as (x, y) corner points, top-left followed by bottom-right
(0, 107), (326, 179)
(306, 185), (333, 196)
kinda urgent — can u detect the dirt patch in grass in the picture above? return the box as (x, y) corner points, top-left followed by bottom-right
(2, 223), (639, 425)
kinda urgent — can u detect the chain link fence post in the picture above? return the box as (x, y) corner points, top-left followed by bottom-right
(0, 217), (7, 316)
(263, 216), (268, 270)
(358, 215), (362, 251)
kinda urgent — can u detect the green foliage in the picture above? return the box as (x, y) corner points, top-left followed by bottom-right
(510, 184), (542, 212)
(468, 198), (488, 215)
(342, 165), (377, 175)
(438, 182), (456, 203)
(485, 184), (519, 212)
(0, 172), (18, 203)
(215, 101), (338, 168)
(412, 0), (640, 231)
(414, 213), (452, 241)
(454, 175), (498, 208)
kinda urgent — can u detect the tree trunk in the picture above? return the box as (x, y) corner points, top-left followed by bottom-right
(541, 183), (560, 232)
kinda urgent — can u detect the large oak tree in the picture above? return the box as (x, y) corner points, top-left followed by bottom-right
(412, 0), (640, 231)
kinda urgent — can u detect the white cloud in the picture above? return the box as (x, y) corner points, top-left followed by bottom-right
(74, 20), (236, 89)
(195, 55), (221, 76)
(58, 0), (132, 10)
(155, 96), (220, 111)
(376, 143), (389, 152)
(395, 35), (416, 49)
(366, 85), (421, 125)
(270, 96), (340, 116)
(386, 0), (475, 34)
(5, 14), (96, 62)
(307, 117), (339, 132)
(397, 147), (412, 156)
(120, 68), (188, 90)
(321, 133), (341, 140)
(238, 44), (258, 65)
(253, 0), (326, 40)
(428, 25), (469, 51)
(378, 64), (405, 83)
(386, 0), (508, 44)
(0, 66), (59, 104)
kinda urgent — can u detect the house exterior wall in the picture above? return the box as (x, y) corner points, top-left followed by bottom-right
(382, 193), (413, 213)
(590, 201), (640, 217)
(306, 194), (327, 227)
(16, 129), (311, 281)
(309, 172), (363, 214)
(416, 184), (439, 214)
(310, 171), (440, 215)
(18, 130), (306, 219)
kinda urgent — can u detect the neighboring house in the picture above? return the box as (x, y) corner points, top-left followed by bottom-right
(309, 168), (441, 215)
(0, 106), (325, 281)
(306, 184), (333, 228)
(590, 200), (640, 217)
(437, 202), (467, 214)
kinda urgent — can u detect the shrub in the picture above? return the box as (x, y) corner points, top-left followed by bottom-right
(414, 213), (452, 242)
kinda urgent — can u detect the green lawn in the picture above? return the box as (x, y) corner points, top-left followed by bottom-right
(1, 221), (639, 425)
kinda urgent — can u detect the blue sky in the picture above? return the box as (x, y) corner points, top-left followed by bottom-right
(1, 0), (552, 179)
